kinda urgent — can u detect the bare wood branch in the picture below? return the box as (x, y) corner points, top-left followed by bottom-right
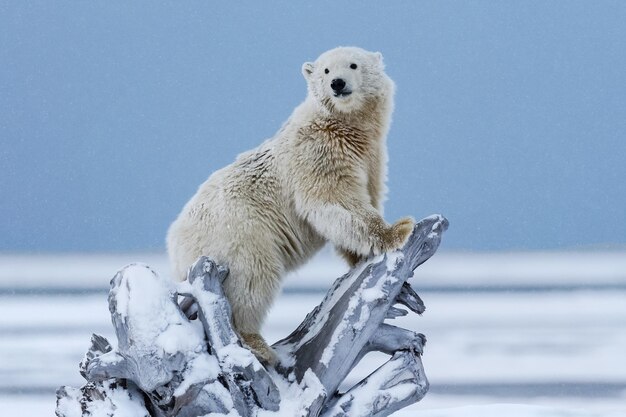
(320, 351), (429, 417)
(56, 214), (448, 417)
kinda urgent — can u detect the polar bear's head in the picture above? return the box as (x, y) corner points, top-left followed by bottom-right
(302, 47), (394, 114)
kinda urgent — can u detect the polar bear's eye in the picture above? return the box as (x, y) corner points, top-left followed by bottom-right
(350, 63), (358, 70)
(324, 68), (329, 74)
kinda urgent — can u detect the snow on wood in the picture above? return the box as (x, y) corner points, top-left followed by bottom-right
(56, 214), (448, 417)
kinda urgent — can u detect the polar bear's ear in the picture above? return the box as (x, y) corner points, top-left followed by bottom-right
(302, 62), (315, 80)
(372, 52), (385, 69)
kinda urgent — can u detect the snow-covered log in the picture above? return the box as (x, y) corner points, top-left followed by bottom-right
(56, 214), (448, 417)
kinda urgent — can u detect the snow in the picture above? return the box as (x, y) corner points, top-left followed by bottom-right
(258, 369), (325, 417)
(396, 404), (626, 417)
(183, 270), (263, 373)
(217, 344), (256, 371)
(3, 249), (625, 292)
(319, 266), (373, 366)
(113, 263), (206, 356)
(320, 253), (401, 366)
(173, 355), (220, 397)
(10, 396), (626, 417)
(385, 251), (404, 270)
(1, 251), (625, 416)
(280, 255), (373, 363)
(55, 381), (149, 417)
(0, 253), (170, 290)
(330, 352), (423, 416)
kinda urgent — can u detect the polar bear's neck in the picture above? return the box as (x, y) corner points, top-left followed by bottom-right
(284, 94), (393, 144)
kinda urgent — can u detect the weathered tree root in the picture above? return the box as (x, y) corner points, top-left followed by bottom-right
(56, 214), (448, 417)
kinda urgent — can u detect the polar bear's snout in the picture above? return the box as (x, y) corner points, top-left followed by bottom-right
(331, 78), (346, 92)
(331, 78), (352, 97)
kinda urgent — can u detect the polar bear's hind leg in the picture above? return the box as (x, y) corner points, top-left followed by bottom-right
(222, 257), (282, 364)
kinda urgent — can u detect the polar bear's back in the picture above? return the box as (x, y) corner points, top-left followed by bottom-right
(166, 144), (324, 284)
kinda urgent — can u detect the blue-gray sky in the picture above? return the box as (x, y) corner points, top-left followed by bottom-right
(1, 1), (625, 252)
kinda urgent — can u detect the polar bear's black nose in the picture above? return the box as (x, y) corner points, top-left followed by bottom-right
(331, 78), (346, 92)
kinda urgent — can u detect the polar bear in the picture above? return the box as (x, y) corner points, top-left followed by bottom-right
(167, 47), (414, 363)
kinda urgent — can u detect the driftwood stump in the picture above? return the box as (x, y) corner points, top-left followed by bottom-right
(56, 214), (448, 417)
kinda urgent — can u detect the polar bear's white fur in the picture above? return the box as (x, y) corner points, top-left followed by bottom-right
(167, 47), (414, 362)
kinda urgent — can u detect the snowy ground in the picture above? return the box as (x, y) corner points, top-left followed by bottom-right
(1, 249), (625, 416)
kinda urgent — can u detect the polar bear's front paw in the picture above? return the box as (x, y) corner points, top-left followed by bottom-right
(382, 216), (415, 252)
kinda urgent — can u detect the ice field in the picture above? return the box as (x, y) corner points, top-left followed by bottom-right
(1, 250), (625, 416)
